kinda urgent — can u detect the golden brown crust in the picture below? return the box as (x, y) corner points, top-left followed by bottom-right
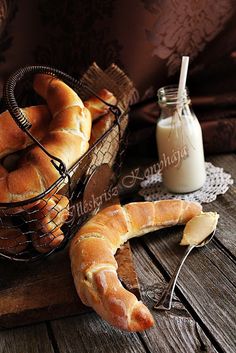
(31, 195), (69, 233)
(0, 105), (51, 159)
(84, 89), (117, 121)
(0, 164), (7, 178)
(34, 74), (84, 115)
(92, 269), (154, 331)
(124, 202), (156, 233)
(123, 200), (202, 233)
(70, 200), (202, 331)
(74, 203), (128, 250)
(32, 228), (64, 254)
(89, 111), (115, 146)
(30, 195), (69, 253)
(0, 75), (92, 203)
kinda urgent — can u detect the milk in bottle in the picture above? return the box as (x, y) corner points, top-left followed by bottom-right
(156, 85), (206, 193)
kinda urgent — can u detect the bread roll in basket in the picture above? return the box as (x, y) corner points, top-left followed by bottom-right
(0, 63), (135, 261)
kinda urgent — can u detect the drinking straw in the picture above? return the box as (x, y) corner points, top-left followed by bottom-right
(177, 56), (189, 104)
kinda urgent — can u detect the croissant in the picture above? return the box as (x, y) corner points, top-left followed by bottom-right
(70, 199), (202, 331)
(0, 74), (92, 203)
(0, 88), (115, 159)
(89, 111), (115, 146)
(0, 105), (51, 159)
(84, 89), (117, 121)
(31, 194), (70, 253)
(0, 87), (115, 162)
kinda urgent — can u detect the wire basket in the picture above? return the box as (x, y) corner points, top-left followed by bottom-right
(0, 63), (135, 262)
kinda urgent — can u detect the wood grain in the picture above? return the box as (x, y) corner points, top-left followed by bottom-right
(0, 248), (82, 329)
(131, 240), (219, 353)
(0, 323), (54, 353)
(141, 224), (236, 353)
(51, 314), (147, 353)
(116, 243), (140, 298)
(204, 154), (236, 257)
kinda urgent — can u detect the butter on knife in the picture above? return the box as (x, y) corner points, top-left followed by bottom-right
(180, 212), (219, 246)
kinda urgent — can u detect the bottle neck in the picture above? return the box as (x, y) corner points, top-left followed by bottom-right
(157, 85), (190, 108)
(157, 85), (194, 120)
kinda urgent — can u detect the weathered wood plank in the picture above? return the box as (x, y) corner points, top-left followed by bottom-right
(0, 249), (83, 329)
(50, 314), (147, 353)
(116, 243), (140, 298)
(141, 225), (236, 353)
(204, 153), (236, 257)
(204, 194), (236, 258)
(131, 240), (219, 353)
(202, 239), (236, 287)
(0, 323), (54, 353)
(208, 154), (236, 178)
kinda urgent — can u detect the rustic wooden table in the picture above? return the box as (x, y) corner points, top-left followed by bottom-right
(0, 153), (235, 353)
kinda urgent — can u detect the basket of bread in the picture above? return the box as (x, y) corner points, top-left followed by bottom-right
(0, 63), (135, 261)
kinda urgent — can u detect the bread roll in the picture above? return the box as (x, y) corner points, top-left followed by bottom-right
(32, 228), (64, 254)
(84, 89), (117, 121)
(70, 199), (202, 331)
(31, 195), (69, 253)
(89, 112), (115, 146)
(0, 105), (51, 159)
(0, 75), (92, 202)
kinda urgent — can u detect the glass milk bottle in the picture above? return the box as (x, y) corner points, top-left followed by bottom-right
(156, 85), (206, 193)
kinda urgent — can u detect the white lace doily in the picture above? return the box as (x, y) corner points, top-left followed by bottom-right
(139, 162), (234, 204)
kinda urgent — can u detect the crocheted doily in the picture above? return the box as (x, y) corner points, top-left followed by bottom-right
(139, 162), (234, 204)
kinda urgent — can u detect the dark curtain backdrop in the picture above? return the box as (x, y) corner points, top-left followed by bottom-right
(0, 0), (235, 155)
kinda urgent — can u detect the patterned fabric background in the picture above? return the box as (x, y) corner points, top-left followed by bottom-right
(0, 0), (235, 97)
(0, 0), (235, 153)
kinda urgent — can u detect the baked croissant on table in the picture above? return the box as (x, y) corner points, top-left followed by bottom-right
(70, 199), (202, 331)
